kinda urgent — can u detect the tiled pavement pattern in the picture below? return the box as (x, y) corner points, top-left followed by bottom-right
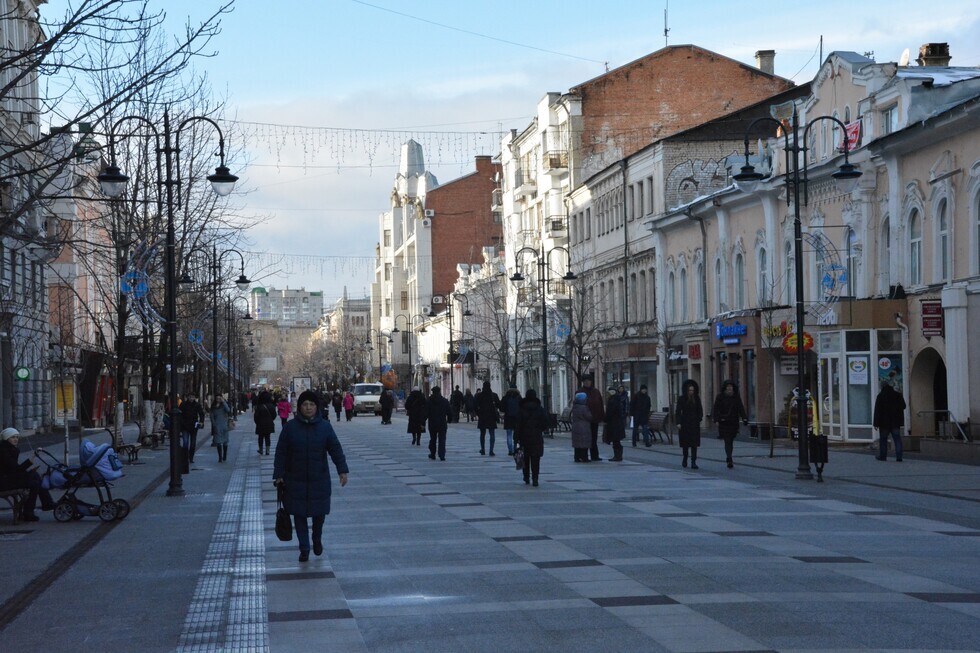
(261, 422), (980, 652)
(1, 416), (979, 652)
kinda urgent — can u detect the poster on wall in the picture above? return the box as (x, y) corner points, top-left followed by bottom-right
(877, 355), (904, 392)
(847, 356), (869, 385)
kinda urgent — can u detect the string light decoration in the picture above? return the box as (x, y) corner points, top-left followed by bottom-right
(223, 119), (506, 174)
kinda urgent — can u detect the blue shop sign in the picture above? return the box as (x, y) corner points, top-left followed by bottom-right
(715, 321), (748, 345)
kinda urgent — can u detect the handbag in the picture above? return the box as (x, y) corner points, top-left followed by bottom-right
(513, 446), (525, 470)
(275, 485), (293, 542)
(228, 418), (237, 430)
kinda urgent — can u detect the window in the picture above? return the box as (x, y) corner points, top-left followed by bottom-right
(696, 262), (704, 320)
(909, 209), (922, 285)
(937, 199), (950, 282)
(384, 298), (391, 317)
(400, 291), (408, 311)
(845, 228), (858, 296)
(383, 229), (391, 247)
(384, 263), (392, 282)
(585, 208), (592, 240)
(758, 248), (769, 304)
(666, 271), (675, 323)
(832, 112), (841, 153)
(882, 105), (899, 135)
(784, 241), (795, 304)
(679, 268), (688, 322)
(714, 259), (723, 313)
(734, 254), (745, 309)
(401, 331), (409, 355)
(880, 217), (891, 294)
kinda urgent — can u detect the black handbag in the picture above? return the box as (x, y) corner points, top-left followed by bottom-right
(275, 485), (292, 542)
(513, 446), (525, 470)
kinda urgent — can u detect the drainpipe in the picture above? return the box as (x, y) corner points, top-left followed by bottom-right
(894, 312), (910, 434)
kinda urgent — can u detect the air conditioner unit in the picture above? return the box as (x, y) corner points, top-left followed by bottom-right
(421, 218), (431, 228)
(432, 295), (444, 304)
(424, 209), (435, 217)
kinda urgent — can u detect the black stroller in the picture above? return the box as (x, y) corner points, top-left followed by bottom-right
(36, 440), (130, 522)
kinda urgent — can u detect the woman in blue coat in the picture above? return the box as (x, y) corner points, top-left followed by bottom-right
(274, 390), (349, 561)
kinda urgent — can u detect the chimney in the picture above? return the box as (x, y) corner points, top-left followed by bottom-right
(917, 43), (951, 67)
(755, 50), (775, 75)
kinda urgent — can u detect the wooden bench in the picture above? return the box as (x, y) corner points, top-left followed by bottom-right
(556, 407), (573, 432)
(106, 426), (142, 463)
(648, 412), (672, 445)
(0, 489), (29, 524)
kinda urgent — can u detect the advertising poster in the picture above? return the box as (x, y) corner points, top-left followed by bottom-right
(847, 356), (869, 385)
(877, 355), (904, 392)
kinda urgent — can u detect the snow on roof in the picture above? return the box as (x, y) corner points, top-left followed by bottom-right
(897, 67), (980, 87)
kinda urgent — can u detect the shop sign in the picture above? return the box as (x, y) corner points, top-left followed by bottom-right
(13, 366), (30, 381)
(782, 332), (814, 354)
(715, 321), (748, 345)
(762, 321), (790, 339)
(921, 300), (943, 338)
(667, 347), (687, 363)
(688, 344), (701, 360)
(780, 357), (799, 375)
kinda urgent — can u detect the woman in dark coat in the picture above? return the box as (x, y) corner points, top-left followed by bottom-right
(675, 379), (703, 469)
(712, 380), (748, 469)
(570, 392), (593, 462)
(475, 381), (501, 456)
(425, 387), (452, 461)
(273, 390), (349, 562)
(515, 389), (548, 486)
(253, 390), (277, 455)
(405, 388), (427, 446)
(379, 389), (395, 425)
(331, 391), (343, 421)
(463, 389), (476, 422)
(604, 388), (626, 461)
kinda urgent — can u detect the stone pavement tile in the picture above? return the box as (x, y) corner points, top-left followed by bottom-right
(268, 616), (366, 653)
(565, 578), (660, 598)
(830, 565), (973, 593)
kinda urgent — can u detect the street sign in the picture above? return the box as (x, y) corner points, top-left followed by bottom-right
(921, 300), (943, 337)
(13, 366), (29, 381)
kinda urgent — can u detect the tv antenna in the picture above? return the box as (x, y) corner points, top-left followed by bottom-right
(664, 1), (670, 47)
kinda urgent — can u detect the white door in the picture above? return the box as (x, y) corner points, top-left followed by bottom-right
(818, 356), (842, 440)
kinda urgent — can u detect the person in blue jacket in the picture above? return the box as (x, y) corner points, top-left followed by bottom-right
(274, 389), (349, 562)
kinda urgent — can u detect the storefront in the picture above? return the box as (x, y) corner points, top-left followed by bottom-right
(600, 339), (658, 404)
(709, 314), (769, 424)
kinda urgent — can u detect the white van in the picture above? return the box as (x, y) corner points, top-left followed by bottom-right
(351, 383), (384, 415)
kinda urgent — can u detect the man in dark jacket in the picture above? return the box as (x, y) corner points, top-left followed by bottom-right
(475, 381), (501, 455)
(253, 390), (277, 455)
(426, 386), (452, 461)
(405, 388), (427, 446)
(516, 389), (548, 486)
(604, 388), (626, 461)
(450, 386), (464, 423)
(630, 385), (652, 447)
(179, 393), (205, 464)
(873, 382), (907, 461)
(578, 377), (605, 461)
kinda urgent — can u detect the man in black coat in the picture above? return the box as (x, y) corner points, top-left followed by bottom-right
(450, 386), (464, 423)
(630, 384), (652, 447)
(475, 381), (502, 455)
(516, 389), (548, 486)
(426, 387), (452, 461)
(873, 382), (907, 461)
(179, 393), (206, 463)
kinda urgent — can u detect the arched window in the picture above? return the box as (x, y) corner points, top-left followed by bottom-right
(734, 254), (745, 309)
(832, 111), (841, 153)
(784, 240), (795, 304)
(910, 209), (922, 286)
(679, 268), (688, 322)
(758, 247), (769, 304)
(714, 259), (723, 313)
(845, 228), (858, 296)
(696, 262), (705, 320)
(637, 270), (647, 321)
(880, 218), (891, 294)
(937, 199), (950, 282)
(666, 271), (676, 323)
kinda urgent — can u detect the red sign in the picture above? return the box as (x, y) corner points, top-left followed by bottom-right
(688, 344), (701, 360)
(782, 332), (814, 354)
(838, 120), (861, 153)
(921, 300), (943, 337)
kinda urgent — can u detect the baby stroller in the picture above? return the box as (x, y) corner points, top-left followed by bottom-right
(36, 440), (130, 522)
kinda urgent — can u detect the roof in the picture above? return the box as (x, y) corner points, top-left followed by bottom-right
(896, 67), (980, 87)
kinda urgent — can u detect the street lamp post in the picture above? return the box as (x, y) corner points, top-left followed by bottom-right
(511, 247), (577, 428)
(732, 105), (861, 480)
(365, 328), (393, 382)
(99, 110), (238, 497)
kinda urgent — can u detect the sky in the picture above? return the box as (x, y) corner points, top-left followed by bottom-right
(44, 1), (980, 306)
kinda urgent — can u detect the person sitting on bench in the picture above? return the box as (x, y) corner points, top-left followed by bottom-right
(0, 428), (55, 521)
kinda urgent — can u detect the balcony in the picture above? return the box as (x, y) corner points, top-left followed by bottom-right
(547, 278), (572, 297)
(518, 228), (539, 246)
(491, 188), (503, 211)
(543, 150), (568, 175)
(516, 286), (538, 307)
(514, 168), (536, 198)
(547, 218), (566, 235)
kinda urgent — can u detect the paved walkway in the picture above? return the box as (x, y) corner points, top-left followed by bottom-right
(2, 414), (979, 652)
